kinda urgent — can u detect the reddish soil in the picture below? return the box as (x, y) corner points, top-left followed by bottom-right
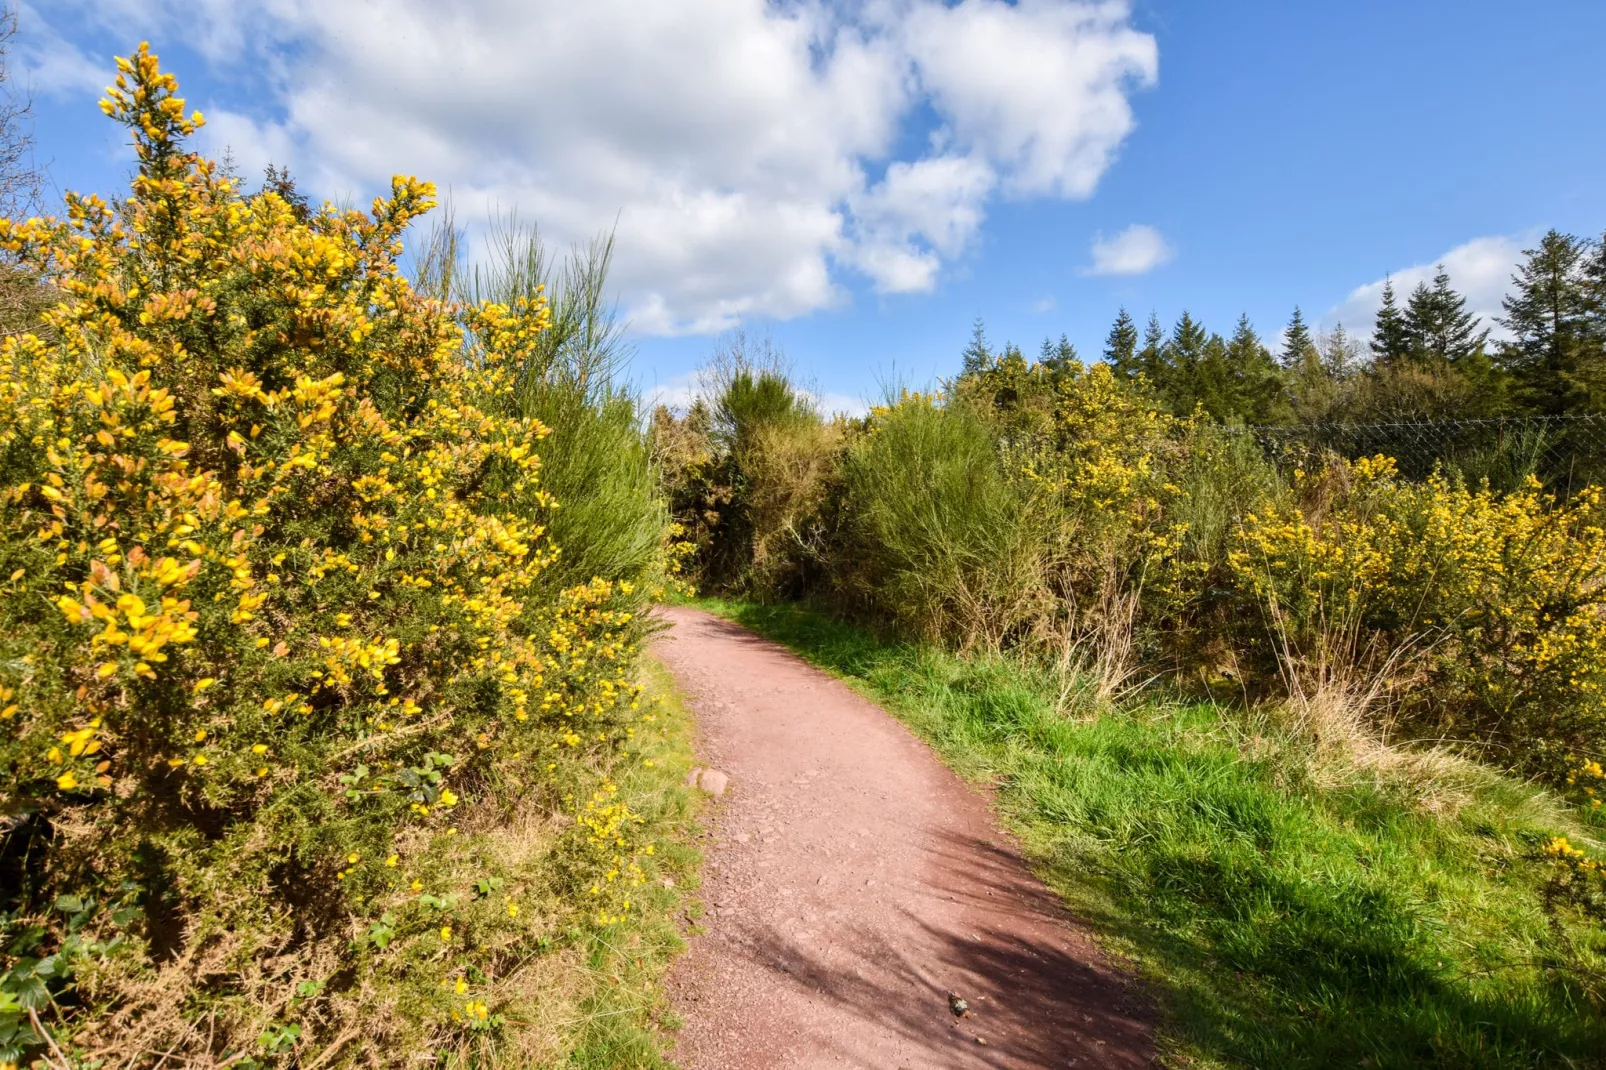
(653, 606), (1154, 1069)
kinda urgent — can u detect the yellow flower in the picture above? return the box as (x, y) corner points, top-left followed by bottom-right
(440, 926), (452, 941)
(56, 772), (78, 790)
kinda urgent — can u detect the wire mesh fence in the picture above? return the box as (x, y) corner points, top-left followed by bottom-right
(1227, 414), (1606, 492)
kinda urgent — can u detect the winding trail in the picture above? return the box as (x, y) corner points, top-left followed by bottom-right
(653, 606), (1153, 1069)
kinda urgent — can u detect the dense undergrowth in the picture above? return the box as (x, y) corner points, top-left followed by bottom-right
(699, 597), (1606, 1068)
(0, 48), (694, 1067)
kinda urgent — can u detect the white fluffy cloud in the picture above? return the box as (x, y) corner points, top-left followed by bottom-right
(900, 0), (1158, 198)
(1324, 234), (1530, 342)
(1083, 223), (1172, 276)
(847, 154), (998, 293)
(24, 0), (1156, 334)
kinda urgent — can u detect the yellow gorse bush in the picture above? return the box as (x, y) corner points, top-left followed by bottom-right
(853, 353), (1606, 781)
(1026, 362), (1175, 521)
(1230, 455), (1606, 772)
(0, 46), (651, 1059)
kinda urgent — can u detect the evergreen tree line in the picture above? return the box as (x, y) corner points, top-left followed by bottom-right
(965, 228), (1606, 427)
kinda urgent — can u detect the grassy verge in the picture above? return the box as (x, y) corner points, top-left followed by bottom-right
(540, 656), (702, 1068)
(692, 597), (1606, 1069)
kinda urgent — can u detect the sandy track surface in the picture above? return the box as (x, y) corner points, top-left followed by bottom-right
(653, 606), (1153, 1069)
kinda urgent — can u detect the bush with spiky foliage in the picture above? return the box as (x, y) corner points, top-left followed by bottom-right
(0, 46), (660, 1065)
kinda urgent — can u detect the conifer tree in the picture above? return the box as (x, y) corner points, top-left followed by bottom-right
(1322, 323), (1361, 380)
(1404, 267), (1488, 366)
(961, 317), (993, 376)
(1040, 333), (1078, 371)
(1282, 308), (1338, 422)
(1196, 331), (1235, 421)
(1104, 308), (1140, 380)
(1139, 311), (1165, 382)
(1159, 311), (1210, 415)
(1498, 230), (1601, 415)
(1587, 232), (1606, 318)
(1587, 233), (1606, 374)
(1280, 306), (1316, 369)
(1370, 278), (1412, 367)
(1225, 313), (1287, 424)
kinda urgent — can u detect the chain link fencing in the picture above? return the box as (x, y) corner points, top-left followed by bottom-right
(1226, 414), (1606, 492)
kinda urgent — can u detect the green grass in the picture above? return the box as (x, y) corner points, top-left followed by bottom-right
(693, 597), (1606, 1069)
(562, 657), (702, 1068)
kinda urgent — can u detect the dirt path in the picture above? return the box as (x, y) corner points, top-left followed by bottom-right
(653, 606), (1153, 1069)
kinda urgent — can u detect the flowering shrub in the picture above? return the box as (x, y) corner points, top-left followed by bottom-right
(1229, 456), (1606, 772)
(0, 47), (654, 1062)
(1025, 362), (1176, 526)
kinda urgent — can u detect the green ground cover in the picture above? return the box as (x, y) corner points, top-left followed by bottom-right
(563, 658), (703, 1068)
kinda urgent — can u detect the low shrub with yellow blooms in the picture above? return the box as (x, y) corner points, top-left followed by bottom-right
(1228, 455), (1606, 774)
(0, 46), (657, 1063)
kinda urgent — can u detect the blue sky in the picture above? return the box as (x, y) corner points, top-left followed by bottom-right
(17, 1), (1606, 412)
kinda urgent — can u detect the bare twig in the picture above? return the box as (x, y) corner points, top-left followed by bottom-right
(28, 1007), (72, 1070)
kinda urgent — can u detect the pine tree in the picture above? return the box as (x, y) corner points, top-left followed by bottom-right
(1280, 306), (1316, 369)
(1322, 323), (1361, 380)
(1370, 278), (1412, 367)
(1139, 311), (1165, 383)
(1104, 308), (1140, 380)
(1159, 311), (1210, 415)
(1040, 334), (1078, 372)
(1196, 332), (1235, 421)
(1497, 230), (1593, 415)
(1587, 233), (1606, 381)
(1587, 232), (1606, 319)
(1404, 267), (1488, 366)
(1282, 307), (1338, 422)
(961, 317), (993, 376)
(1225, 313), (1286, 424)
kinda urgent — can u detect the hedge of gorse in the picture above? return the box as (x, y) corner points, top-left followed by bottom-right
(0, 46), (659, 1063)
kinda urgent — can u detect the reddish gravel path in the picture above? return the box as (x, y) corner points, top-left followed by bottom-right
(653, 606), (1153, 1069)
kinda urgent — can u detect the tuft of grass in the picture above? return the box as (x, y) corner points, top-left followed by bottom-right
(695, 597), (1606, 1069)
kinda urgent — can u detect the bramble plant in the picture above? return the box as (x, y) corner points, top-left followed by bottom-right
(0, 45), (656, 1063)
